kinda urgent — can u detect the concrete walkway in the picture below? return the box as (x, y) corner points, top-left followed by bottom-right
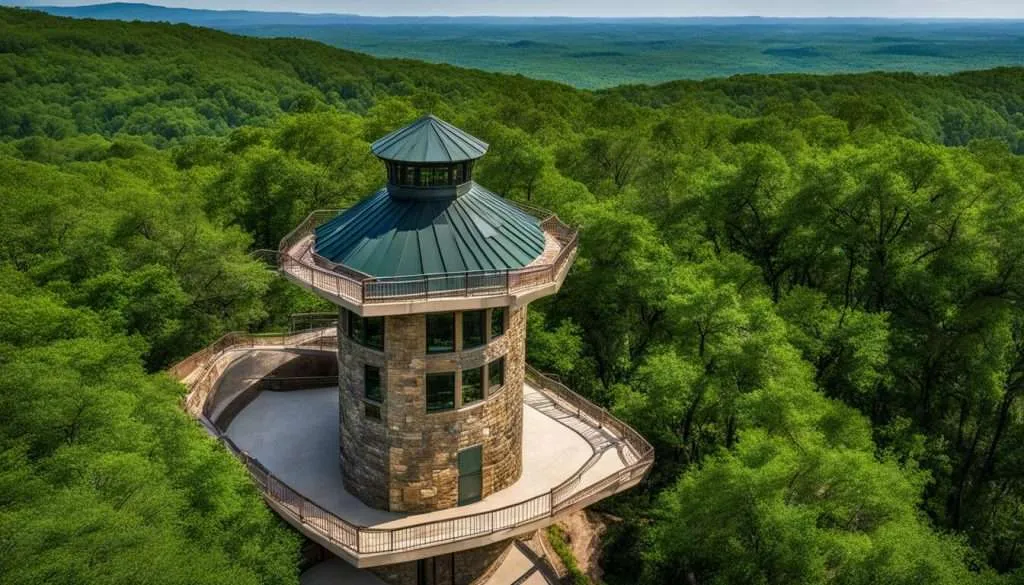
(484, 539), (560, 585)
(224, 383), (627, 530)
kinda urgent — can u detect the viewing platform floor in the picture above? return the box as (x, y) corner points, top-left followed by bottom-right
(225, 383), (632, 531)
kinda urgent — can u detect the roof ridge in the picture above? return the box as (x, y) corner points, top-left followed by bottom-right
(370, 115), (488, 163)
(429, 118), (456, 161)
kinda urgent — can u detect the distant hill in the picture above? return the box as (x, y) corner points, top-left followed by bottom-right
(25, 4), (1017, 26)
(9, 2), (1024, 88)
(30, 2), (365, 26)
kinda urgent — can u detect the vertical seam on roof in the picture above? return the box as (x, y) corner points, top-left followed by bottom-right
(429, 221), (449, 273)
(468, 186), (544, 263)
(473, 185), (542, 242)
(441, 117), (487, 154)
(375, 202), (416, 276)
(315, 188), (385, 258)
(416, 202), (438, 275)
(343, 196), (400, 273)
(327, 190), (390, 262)
(447, 204), (490, 271)
(450, 199), (503, 270)
(436, 121), (470, 160)
(462, 195), (528, 267)
(430, 120), (455, 162)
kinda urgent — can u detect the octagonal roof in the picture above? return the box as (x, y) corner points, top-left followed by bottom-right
(370, 115), (488, 163)
(314, 183), (545, 278)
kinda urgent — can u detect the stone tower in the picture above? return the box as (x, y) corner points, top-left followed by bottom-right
(313, 116), (555, 513)
(254, 115), (651, 585)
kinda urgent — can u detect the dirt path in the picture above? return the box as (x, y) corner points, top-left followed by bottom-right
(555, 510), (612, 582)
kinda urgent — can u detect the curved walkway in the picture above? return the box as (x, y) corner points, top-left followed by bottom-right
(224, 383), (615, 529)
(169, 329), (653, 566)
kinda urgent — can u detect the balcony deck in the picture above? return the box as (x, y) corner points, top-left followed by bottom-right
(169, 328), (653, 568)
(225, 384), (628, 529)
(275, 209), (578, 317)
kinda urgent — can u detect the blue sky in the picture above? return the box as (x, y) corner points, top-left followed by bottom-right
(12, 0), (1024, 18)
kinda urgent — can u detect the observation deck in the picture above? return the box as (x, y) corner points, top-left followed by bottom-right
(170, 325), (653, 568)
(274, 203), (577, 317)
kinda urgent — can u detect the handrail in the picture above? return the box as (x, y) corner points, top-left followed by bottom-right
(524, 364), (655, 510)
(275, 205), (578, 305)
(170, 321), (653, 557)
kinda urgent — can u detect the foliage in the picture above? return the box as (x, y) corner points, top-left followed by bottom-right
(547, 525), (593, 585)
(0, 274), (300, 585)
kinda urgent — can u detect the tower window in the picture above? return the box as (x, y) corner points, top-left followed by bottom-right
(426, 313), (455, 354)
(426, 372), (456, 413)
(490, 307), (506, 338)
(364, 365), (382, 402)
(488, 357), (505, 391)
(462, 310), (486, 350)
(419, 166), (450, 187)
(364, 403), (381, 421)
(347, 310), (384, 351)
(390, 163), (473, 188)
(364, 317), (384, 350)
(462, 366), (483, 405)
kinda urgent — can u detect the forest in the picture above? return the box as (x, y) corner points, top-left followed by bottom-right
(3, 6), (1024, 584)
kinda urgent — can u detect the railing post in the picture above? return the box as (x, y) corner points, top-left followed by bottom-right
(423, 274), (428, 300)
(465, 271), (470, 296)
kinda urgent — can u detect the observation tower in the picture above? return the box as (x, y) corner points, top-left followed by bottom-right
(175, 116), (652, 585)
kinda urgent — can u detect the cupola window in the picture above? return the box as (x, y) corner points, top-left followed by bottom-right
(387, 162), (472, 189)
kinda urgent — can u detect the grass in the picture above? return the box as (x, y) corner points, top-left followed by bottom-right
(547, 525), (594, 585)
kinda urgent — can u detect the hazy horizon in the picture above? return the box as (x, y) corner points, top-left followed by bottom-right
(6, 0), (1024, 19)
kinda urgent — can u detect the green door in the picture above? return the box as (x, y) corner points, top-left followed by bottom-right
(457, 446), (482, 506)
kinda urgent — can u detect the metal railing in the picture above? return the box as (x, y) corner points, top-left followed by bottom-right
(524, 364), (655, 510)
(170, 324), (653, 557)
(273, 206), (578, 305)
(169, 327), (338, 419)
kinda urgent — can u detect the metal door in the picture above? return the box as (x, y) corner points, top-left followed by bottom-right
(457, 445), (483, 506)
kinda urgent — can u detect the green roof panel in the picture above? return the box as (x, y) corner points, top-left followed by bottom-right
(314, 184), (546, 278)
(371, 115), (489, 163)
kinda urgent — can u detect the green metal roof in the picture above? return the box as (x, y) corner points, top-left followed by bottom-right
(314, 183), (546, 278)
(370, 115), (489, 163)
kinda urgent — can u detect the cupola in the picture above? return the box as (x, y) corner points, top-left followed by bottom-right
(313, 115), (547, 278)
(371, 114), (488, 200)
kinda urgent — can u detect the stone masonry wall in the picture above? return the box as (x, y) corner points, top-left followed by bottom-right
(336, 306), (526, 513)
(386, 306), (526, 513)
(338, 309), (390, 510)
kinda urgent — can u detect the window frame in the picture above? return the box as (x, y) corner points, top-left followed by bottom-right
(347, 310), (364, 342)
(364, 402), (382, 421)
(364, 364), (382, 403)
(462, 310), (486, 350)
(488, 357), (505, 393)
(426, 312), (456, 354)
(347, 310), (384, 351)
(426, 371), (456, 413)
(490, 307), (506, 339)
(462, 366), (484, 406)
(363, 316), (384, 351)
